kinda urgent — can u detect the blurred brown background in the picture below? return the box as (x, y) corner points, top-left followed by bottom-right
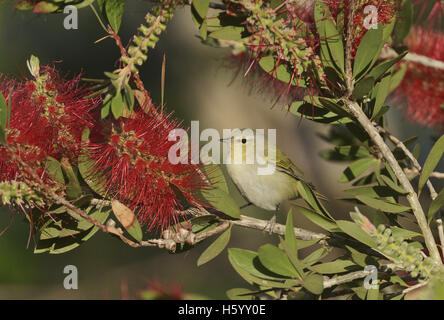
(0, 0), (441, 299)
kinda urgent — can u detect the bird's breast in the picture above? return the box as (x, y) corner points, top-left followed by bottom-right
(226, 163), (297, 211)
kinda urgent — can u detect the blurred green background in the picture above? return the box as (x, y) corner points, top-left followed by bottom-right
(0, 0), (442, 299)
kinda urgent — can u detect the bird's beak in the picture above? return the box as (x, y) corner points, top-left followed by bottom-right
(220, 138), (230, 143)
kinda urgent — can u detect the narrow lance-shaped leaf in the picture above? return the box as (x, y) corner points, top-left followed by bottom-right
(105, 0), (125, 33)
(111, 199), (143, 242)
(257, 244), (300, 278)
(419, 134), (444, 195)
(197, 225), (232, 266)
(284, 210), (305, 277)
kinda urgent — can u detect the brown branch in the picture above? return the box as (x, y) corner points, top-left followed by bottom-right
(323, 270), (372, 289)
(344, 1), (355, 96)
(342, 99), (442, 264)
(376, 124), (438, 200)
(381, 47), (444, 71)
(107, 26), (156, 113)
(232, 214), (328, 241)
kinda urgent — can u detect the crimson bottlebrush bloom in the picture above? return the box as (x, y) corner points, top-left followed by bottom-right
(413, 0), (444, 30)
(140, 280), (184, 300)
(86, 110), (207, 231)
(394, 27), (444, 128)
(325, 0), (399, 57)
(3, 66), (98, 162)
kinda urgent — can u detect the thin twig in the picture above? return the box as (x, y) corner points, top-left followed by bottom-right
(91, 198), (328, 241)
(403, 280), (429, 294)
(232, 215), (328, 241)
(342, 99), (442, 264)
(323, 270), (372, 289)
(344, 1), (355, 96)
(381, 47), (444, 71)
(376, 124), (438, 200)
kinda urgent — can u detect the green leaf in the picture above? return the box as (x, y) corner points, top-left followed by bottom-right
(199, 20), (208, 40)
(258, 244), (299, 278)
(321, 145), (370, 161)
(344, 185), (403, 198)
(293, 204), (338, 232)
(105, 0), (125, 33)
(323, 12), (344, 72)
(302, 273), (323, 295)
(353, 27), (383, 78)
(0, 93), (7, 145)
(309, 260), (356, 274)
(208, 26), (244, 40)
(101, 99), (111, 119)
(33, 1), (58, 13)
(314, 0), (343, 72)
(111, 200), (143, 242)
(258, 56), (302, 86)
(390, 226), (421, 240)
(371, 74), (393, 118)
(356, 195), (410, 213)
(60, 158), (82, 200)
(193, 0), (209, 19)
(202, 164), (229, 194)
(0, 92), (7, 130)
(303, 247), (327, 266)
(428, 187), (444, 224)
(35, 207), (111, 254)
(394, 0), (413, 43)
(78, 154), (107, 196)
(123, 84), (134, 111)
(419, 134), (444, 195)
(352, 77), (375, 99)
(197, 225), (232, 266)
(45, 157), (65, 184)
(339, 158), (376, 183)
(346, 246), (374, 267)
(379, 175), (408, 194)
(336, 220), (378, 248)
(228, 248), (287, 281)
(368, 52), (407, 81)
(201, 187), (240, 219)
(226, 288), (254, 300)
(111, 91), (124, 119)
(284, 210), (305, 277)
(389, 63), (407, 92)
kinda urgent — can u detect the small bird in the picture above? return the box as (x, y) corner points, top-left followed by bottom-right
(222, 130), (314, 231)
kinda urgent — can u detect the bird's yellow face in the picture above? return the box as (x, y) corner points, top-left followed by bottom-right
(224, 131), (273, 166)
(229, 133), (256, 164)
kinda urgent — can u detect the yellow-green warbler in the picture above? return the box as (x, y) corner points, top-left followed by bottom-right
(222, 130), (318, 229)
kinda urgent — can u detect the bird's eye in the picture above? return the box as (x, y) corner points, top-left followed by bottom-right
(241, 138), (247, 144)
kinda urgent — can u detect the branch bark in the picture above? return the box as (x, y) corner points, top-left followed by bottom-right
(342, 98), (442, 264)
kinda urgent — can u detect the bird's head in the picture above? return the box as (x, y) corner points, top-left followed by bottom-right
(221, 129), (269, 165)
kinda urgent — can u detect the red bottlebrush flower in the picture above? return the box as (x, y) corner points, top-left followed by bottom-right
(394, 27), (444, 128)
(140, 280), (184, 300)
(1, 66), (99, 163)
(86, 110), (207, 231)
(413, 0), (444, 30)
(325, 0), (400, 57)
(289, 0), (317, 24)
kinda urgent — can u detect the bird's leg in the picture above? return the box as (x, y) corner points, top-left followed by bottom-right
(264, 214), (276, 234)
(264, 205), (279, 234)
(240, 202), (252, 209)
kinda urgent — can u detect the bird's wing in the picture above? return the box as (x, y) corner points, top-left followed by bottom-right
(271, 148), (328, 201)
(273, 147), (304, 179)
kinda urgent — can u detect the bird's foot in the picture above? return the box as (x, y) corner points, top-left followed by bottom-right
(264, 214), (276, 235)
